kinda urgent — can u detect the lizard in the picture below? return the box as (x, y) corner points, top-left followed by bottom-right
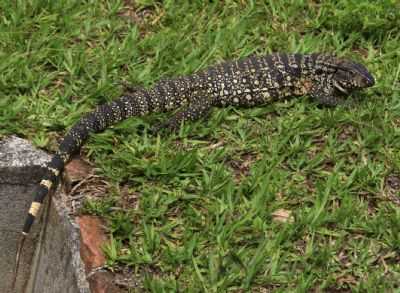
(13, 53), (374, 287)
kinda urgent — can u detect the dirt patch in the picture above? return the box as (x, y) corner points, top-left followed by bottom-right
(338, 125), (357, 142)
(228, 151), (260, 182)
(384, 173), (400, 206)
(385, 173), (400, 191)
(307, 134), (326, 160)
(66, 173), (113, 214)
(119, 184), (140, 210)
(118, 0), (163, 37)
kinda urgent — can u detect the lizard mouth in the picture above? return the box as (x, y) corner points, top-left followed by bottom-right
(333, 80), (348, 95)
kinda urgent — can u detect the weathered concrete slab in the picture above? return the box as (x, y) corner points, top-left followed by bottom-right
(0, 136), (50, 184)
(0, 136), (90, 293)
(0, 136), (49, 293)
(26, 194), (89, 293)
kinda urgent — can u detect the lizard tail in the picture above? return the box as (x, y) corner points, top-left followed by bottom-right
(11, 234), (25, 290)
(14, 92), (151, 285)
(12, 150), (65, 290)
(14, 93), (151, 285)
(13, 89), (161, 286)
(21, 93), (150, 236)
(22, 153), (65, 235)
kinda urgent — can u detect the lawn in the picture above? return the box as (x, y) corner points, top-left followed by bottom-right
(1, 0), (400, 291)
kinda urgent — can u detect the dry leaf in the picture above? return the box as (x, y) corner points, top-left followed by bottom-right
(271, 209), (294, 223)
(65, 157), (93, 182)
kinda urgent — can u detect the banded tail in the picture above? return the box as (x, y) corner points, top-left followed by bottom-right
(13, 72), (199, 287)
(22, 93), (152, 234)
(13, 92), (153, 287)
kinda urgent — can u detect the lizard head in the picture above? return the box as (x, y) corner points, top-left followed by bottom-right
(331, 59), (375, 95)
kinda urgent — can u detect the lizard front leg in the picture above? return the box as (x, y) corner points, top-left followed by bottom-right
(310, 80), (342, 107)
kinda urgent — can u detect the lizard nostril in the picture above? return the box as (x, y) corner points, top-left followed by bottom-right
(365, 72), (375, 87)
(368, 76), (375, 87)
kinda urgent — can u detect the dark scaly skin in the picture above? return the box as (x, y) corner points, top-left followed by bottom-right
(13, 53), (374, 286)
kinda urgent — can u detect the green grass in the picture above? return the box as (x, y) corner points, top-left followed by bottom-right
(1, 0), (400, 291)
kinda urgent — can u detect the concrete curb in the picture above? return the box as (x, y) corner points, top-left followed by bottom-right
(0, 136), (90, 293)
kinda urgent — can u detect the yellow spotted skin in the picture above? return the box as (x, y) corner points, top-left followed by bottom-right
(28, 202), (41, 217)
(21, 53), (374, 235)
